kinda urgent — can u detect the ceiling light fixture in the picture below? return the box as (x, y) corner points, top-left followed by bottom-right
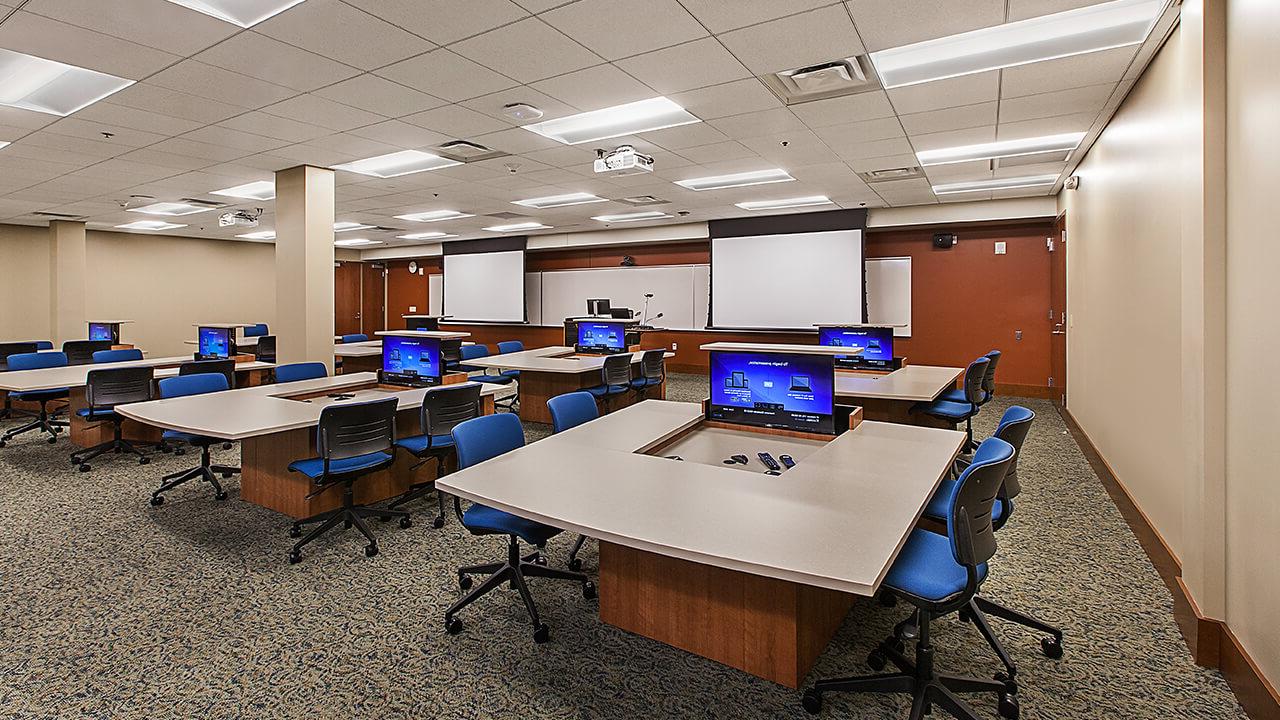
(870, 0), (1164, 88)
(932, 174), (1061, 195)
(512, 192), (607, 209)
(127, 201), (218, 216)
(394, 210), (473, 223)
(483, 221), (552, 233)
(735, 195), (834, 211)
(674, 168), (795, 191)
(397, 231), (459, 241)
(210, 180), (275, 201)
(334, 238), (381, 247)
(332, 150), (461, 178)
(0, 48), (133, 116)
(0, 141), (9, 150)
(522, 96), (700, 145)
(591, 210), (673, 223)
(235, 230), (276, 240)
(333, 222), (374, 232)
(116, 220), (186, 231)
(917, 132), (1087, 166)
(163, 0), (309, 28)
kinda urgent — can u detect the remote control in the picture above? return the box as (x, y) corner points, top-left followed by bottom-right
(765, 470), (782, 476)
(758, 452), (781, 471)
(724, 454), (749, 465)
(779, 455), (795, 470)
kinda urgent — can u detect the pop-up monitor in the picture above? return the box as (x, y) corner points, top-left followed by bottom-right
(381, 335), (442, 387)
(586, 298), (611, 316)
(196, 326), (232, 360)
(88, 322), (120, 344)
(405, 316), (439, 331)
(576, 321), (626, 354)
(708, 351), (836, 435)
(818, 325), (895, 369)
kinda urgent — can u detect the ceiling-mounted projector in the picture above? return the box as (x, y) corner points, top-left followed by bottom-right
(218, 209), (262, 228)
(594, 145), (653, 176)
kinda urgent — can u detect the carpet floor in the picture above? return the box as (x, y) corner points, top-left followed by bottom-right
(0, 374), (1247, 719)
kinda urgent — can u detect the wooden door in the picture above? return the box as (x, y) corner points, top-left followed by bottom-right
(1049, 215), (1067, 407)
(334, 261), (361, 336)
(360, 262), (386, 335)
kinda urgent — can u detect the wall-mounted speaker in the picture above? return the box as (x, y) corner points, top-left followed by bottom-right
(933, 233), (957, 249)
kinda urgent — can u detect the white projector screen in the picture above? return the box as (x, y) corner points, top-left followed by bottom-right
(711, 229), (865, 329)
(443, 250), (526, 323)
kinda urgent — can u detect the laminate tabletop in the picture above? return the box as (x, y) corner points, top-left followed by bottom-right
(834, 365), (964, 402)
(0, 356), (274, 392)
(460, 346), (673, 374)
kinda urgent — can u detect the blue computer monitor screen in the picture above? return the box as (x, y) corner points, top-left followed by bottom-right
(88, 323), (115, 342)
(197, 327), (231, 359)
(577, 321), (625, 352)
(708, 351), (835, 434)
(818, 326), (894, 368)
(382, 335), (442, 384)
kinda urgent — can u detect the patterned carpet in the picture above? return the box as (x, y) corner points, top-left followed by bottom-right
(0, 374), (1247, 720)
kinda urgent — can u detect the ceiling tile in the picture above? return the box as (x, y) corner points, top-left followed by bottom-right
(471, 127), (566, 155)
(678, 0), (838, 33)
(313, 75), (447, 118)
(846, 0), (1005, 52)
(812, 117), (905, 153)
(181, 125), (291, 153)
(898, 102), (997, 135)
(670, 79), (782, 120)
(886, 71), (999, 114)
(541, 0), (707, 60)
(790, 90), (896, 128)
(263, 94), (387, 132)
(1007, 0), (1102, 21)
(343, 0), (531, 45)
(114, 147), (215, 172)
(909, 125), (995, 152)
(451, 18), (601, 83)
(459, 87), (579, 128)
(531, 64), (654, 109)
(375, 50), (519, 102)
(831, 135), (914, 161)
(1000, 46), (1137, 99)
(0, 10), (180, 79)
(718, 5), (863, 75)
(346, 121), (452, 149)
(195, 31), (360, 92)
(147, 137), (253, 163)
(73, 102), (204, 136)
(615, 38), (752, 94)
(995, 112), (1097, 140)
(256, 0), (434, 70)
(675, 141), (759, 164)
(512, 0), (573, 14)
(147, 60), (299, 110)
(998, 83), (1115, 123)
(0, 106), (60, 131)
(45, 117), (169, 148)
(402, 105), (512, 138)
(217, 112), (334, 143)
(102, 83), (246, 124)
(21, 0), (238, 55)
(708, 108), (810, 139)
(638, 123), (729, 151)
(739, 129), (837, 166)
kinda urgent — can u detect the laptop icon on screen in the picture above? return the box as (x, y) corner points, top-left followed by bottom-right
(789, 375), (812, 392)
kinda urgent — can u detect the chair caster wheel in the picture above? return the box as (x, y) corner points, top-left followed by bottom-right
(222, 443), (232, 450)
(998, 692), (1020, 720)
(150, 495), (164, 506)
(221, 472), (233, 479)
(399, 517), (412, 529)
(431, 516), (445, 529)
(47, 437), (57, 445)
(866, 650), (887, 671)
(533, 624), (550, 644)
(215, 491), (227, 501)
(445, 617), (463, 635)
(139, 457), (150, 465)
(287, 551), (302, 565)
(288, 526), (302, 538)
(582, 581), (597, 600)
(889, 637), (905, 655)
(1041, 637), (1064, 659)
(534, 555), (548, 566)
(995, 672), (1017, 694)
(958, 607), (972, 623)
(364, 544), (378, 558)
(174, 449), (185, 456)
(459, 575), (473, 590)
(78, 464), (90, 472)
(801, 690), (822, 714)
(568, 557), (583, 572)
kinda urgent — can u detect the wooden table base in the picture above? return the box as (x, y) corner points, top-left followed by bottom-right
(518, 371), (664, 425)
(843, 396), (955, 429)
(598, 541), (856, 688)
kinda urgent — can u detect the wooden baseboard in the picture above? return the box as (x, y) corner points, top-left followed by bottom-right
(996, 382), (1056, 399)
(1061, 406), (1280, 720)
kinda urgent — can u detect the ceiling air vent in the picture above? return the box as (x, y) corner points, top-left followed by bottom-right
(435, 140), (508, 163)
(32, 211), (87, 220)
(617, 195), (669, 206)
(484, 211), (527, 220)
(858, 166), (924, 183)
(763, 57), (880, 105)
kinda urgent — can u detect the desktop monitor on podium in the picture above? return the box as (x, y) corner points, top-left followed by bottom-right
(196, 326), (233, 360)
(88, 322), (120, 344)
(380, 335), (442, 387)
(707, 350), (836, 435)
(586, 298), (611, 316)
(818, 325), (895, 369)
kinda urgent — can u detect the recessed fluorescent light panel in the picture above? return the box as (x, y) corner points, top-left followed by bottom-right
(0, 48), (134, 116)
(591, 210), (673, 223)
(917, 133), (1087, 166)
(335, 238), (380, 247)
(236, 230), (276, 240)
(332, 150), (461, 178)
(0, 141), (9, 150)
(735, 196), (834, 211)
(333, 222), (374, 232)
(870, 0), (1164, 88)
(164, 0), (308, 27)
(127, 202), (217, 216)
(522, 97), (700, 145)
(394, 210), (473, 223)
(675, 168), (795, 192)
(932, 174), (1061, 195)
(211, 180), (275, 201)
(116, 220), (186, 231)
(513, 192), (607, 209)
(397, 231), (459, 241)
(484, 222), (552, 233)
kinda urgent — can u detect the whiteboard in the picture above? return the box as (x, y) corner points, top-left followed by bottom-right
(443, 250), (524, 322)
(431, 272), (541, 323)
(866, 256), (911, 337)
(428, 274), (441, 314)
(540, 265), (709, 330)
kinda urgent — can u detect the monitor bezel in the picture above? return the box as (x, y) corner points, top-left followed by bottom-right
(380, 335), (444, 387)
(816, 324), (895, 369)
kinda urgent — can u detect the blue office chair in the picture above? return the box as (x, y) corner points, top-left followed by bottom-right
(921, 406), (1063, 689)
(286, 397), (410, 563)
(630, 349), (665, 399)
(938, 350), (1000, 405)
(387, 383), (482, 528)
(70, 366), (156, 471)
(92, 348), (143, 363)
(584, 354), (633, 403)
(444, 413), (595, 643)
(548, 391), (600, 571)
(339, 333), (369, 344)
(244, 323), (269, 337)
(496, 340), (524, 380)
(0, 352), (70, 447)
(912, 356), (989, 451)
(0, 342), (38, 420)
(34, 341), (53, 350)
(151, 374), (239, 505)
(457, 344), (514, 385)
(802, 437), (1020, 720)
(275, 362), (328, 384)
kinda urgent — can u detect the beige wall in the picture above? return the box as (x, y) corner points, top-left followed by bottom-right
(0, 224), (52, 342)
(1224, 0), (1280, 687)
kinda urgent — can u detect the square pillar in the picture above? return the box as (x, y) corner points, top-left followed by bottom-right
(275, 165), (335, 370)
(49, 220), (87, 344)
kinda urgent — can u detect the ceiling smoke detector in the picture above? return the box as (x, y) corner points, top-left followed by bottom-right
(502, 103), (544, 121)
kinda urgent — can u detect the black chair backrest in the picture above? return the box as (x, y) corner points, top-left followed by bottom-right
(422, 383), (482, 436)
(602, 354), (633, 386)
(63, 340), (114, 365)
(254, 335), (277, 362)
(960, 356), (990, 405)
(951, 436), (1016, 570)
(0, 342), (38, 370)
(980, 350), (1001, 400)
(85, 366), (154, 408)
(992, 406), (1035, 502)
(317, 397), (398, 462)
(639, 349), (665, 381)
(441, 340), (462, 367)
(180, 359), (236, 389)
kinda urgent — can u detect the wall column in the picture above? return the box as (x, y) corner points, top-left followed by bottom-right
(274, 165), (335, 370)
(49, 220), (87, 344)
